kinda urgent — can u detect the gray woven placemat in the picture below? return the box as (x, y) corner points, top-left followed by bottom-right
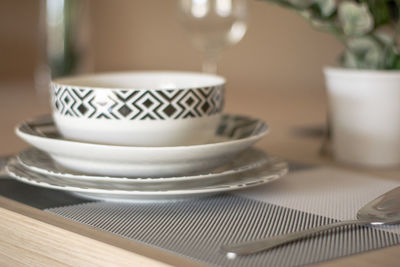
(47, 192), (400, 267)
(3, 163), (398, 267)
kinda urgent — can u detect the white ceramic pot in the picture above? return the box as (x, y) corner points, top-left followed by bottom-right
(324, 67), (400, 167)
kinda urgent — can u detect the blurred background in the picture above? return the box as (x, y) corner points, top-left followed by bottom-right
(0, 0), (342, 91)
(0, 0), (343, 155)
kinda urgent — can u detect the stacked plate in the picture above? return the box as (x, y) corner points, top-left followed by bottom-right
(6, 114), (288, 201)
(5, 72), (288, 201)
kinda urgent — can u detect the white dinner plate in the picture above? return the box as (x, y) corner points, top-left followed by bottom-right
(6, 157), (288, 202)
(16, 114), (268, 177)
(17, 147), (270, 188)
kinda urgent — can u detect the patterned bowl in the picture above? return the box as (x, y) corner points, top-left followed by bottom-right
(51, 71), (225, 146)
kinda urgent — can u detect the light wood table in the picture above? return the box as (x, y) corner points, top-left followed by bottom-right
(0, 83), (399, 266)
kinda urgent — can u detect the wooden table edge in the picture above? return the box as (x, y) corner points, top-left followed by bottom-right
(0, 196), (206, 266)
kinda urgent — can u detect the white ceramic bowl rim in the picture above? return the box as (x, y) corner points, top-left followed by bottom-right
(52, 71), (226, 91)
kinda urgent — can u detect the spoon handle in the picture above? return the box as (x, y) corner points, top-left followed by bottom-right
(221, 219), (364, 256)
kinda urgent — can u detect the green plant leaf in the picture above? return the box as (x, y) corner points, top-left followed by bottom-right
(259, 0), (400, 69)
(340, 50), (359, 68)
(343, 37), (383, 69)
(259, 0), (312, 10)
(298, 1), (337, 32)
(315, 0), (336, 17)
(374, 30), (393, 45)
(338, 2), (374, 36)
(287, 0), (314, 9)
(364, 0), (392, 27)
(383, 49), (400, 69)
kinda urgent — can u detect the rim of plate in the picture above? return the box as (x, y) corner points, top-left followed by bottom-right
(6, 158), (288, 196)
(15, 114), (269, 151)
(17, 147), (270, 183)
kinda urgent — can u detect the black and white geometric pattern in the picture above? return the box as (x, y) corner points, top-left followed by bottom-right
(217, 114), (268, 139)
(51, 84), (224, 120)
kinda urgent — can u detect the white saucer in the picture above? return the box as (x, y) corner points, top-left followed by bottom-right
(16, 114), (268, 177)
(17, 148), (270, 188)
(6, 157), (288, 201)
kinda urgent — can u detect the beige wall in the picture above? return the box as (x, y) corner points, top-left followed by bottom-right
(0, 0), (39, 82)
(0, 0), (343, 94)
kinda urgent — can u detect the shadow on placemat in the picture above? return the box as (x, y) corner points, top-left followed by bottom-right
(0, 178), (88, 209)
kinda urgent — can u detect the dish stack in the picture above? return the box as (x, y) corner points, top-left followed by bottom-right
(6, 72), (288, 201)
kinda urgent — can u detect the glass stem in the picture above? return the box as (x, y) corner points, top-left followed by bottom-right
(202, 51), (219, 74)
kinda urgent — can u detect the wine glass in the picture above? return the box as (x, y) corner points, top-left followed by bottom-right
(35, 0), (92, 104)
(178, 0), (248, 74)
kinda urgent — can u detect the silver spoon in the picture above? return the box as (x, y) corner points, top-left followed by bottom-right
(221, 186), (400, 257)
